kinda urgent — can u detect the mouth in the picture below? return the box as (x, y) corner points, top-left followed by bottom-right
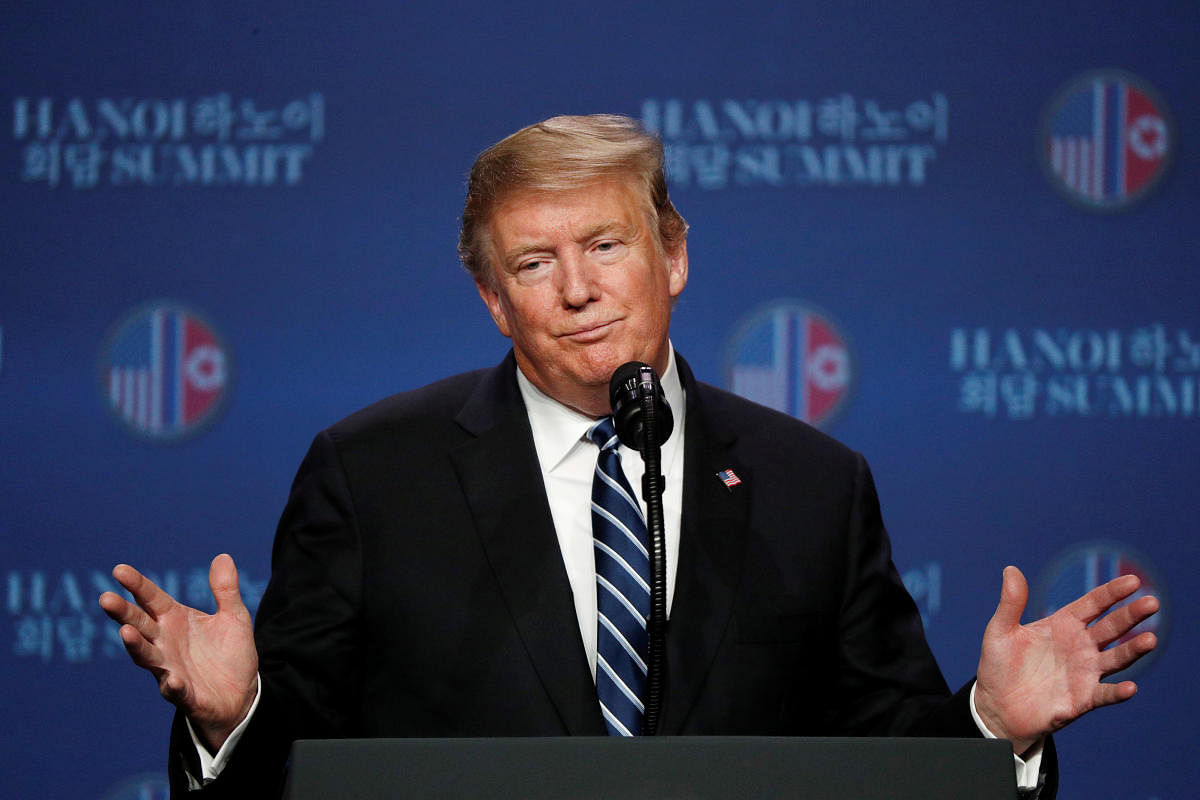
(560, 319), (617, 342)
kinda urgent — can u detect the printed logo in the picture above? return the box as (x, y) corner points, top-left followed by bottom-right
(1039, 70), (1173, 210)
(13, 93), (325, 189)
(1034, 542), (1166, 679)
(726, 301), (854, 427)
(99, 302), (231, 441)
(950, 324), (1200, 420)
(643, 94), (949, 190)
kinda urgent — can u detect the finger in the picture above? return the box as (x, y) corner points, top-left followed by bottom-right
(1061, 573), (1141, 625)
(98, 592), (160, 640)
(118, 623), (166, 673)
(1088, 594), (1160, 648)
(112, 564), (177, 619)
(986, 566), (1028, 635)
(1099, 631), (1158, 678)
(98, 591), (133, 621)
(209, 554), (247, 615)
(1092, 680), (1138, 709)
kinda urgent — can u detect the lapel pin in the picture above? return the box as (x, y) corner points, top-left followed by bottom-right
(716, 468), (742, 488)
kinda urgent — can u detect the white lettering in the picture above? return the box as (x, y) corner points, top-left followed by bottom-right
(96, 99), (132, 139)
(1102, 375), (1197, 417)
(1032, 331), (1066, 370)
(64, 98), (92, 139)
(111, 144), (156, 185)
(49, 572), (85, 614)
(1003, 330), (1029, 370)
(1045, 375), (1090, 416)
(1067, 331), (1106, 371)
(733, 146), (782, 185)
(645, 98), (817, 142)
(12, 97), (53, 139)
(785, 145), (935, 186)
(167, 144), (313, 186)
(7, 571), (46, 614)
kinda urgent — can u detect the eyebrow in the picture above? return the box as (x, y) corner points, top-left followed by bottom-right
(500, 218), (638, 266)
(579, 218), (635, 241)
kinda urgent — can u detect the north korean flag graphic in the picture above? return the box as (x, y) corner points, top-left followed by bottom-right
(101, 303), (231, 440)
(1043, 70), (1172, 209)
(728, 302), (853, 427)
(1037, 543), (1166, 678)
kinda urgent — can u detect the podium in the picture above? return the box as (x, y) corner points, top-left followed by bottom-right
(283, 736), (1019, 799)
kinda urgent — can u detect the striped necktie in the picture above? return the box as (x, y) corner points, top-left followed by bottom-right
(588, 417), (650, 737)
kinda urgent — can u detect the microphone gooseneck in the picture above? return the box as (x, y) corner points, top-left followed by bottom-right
(607, 361), (671, 736)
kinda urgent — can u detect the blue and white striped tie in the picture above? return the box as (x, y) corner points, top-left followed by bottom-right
(588, 417), (650, 737)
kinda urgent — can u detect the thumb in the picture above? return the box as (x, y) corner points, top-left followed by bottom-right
(209, 553), (246, 615)
(987, 565), (1029, 635)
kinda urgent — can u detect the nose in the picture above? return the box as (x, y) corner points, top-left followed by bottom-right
(557, 249), (599, 308)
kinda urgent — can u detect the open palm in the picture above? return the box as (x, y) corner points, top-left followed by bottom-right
(974, 566), (1158, 755)
(99, 554), (259, 751)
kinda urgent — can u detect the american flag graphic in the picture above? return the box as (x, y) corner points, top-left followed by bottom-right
(717, 469), (742, 488)
(1046, 73), (1169, 206)
(103, 304), (228, 439)
(729, 304), (851, 427)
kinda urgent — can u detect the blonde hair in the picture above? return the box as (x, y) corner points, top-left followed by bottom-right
(458, 114), (688, 282)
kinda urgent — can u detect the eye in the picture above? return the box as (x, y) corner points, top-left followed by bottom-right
(513, 257), (553, 285)
(592, 240), (626, 260)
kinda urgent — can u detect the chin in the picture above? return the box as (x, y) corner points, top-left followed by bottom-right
(586, 353), (644, 384)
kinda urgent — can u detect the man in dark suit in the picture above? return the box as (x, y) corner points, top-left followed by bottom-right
(100, 115), (1158, 799)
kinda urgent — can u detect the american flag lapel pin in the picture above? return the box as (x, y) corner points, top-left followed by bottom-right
(716, 468), (742, 489)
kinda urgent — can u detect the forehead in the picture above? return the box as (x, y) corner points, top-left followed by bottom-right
(487, 179), (648, 248)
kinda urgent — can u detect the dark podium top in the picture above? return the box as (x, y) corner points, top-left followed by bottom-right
(284, 736), (1018, 799)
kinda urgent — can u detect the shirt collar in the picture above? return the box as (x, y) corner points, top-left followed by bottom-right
(516, 346), (684, 473)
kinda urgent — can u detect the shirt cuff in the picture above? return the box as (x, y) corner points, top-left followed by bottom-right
(184, 673), (263, 785)
(969, 681), (1044, 790)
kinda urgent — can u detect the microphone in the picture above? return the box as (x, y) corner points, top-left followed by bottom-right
(607, 360), (671, 736)
(608, 361), (674, 452)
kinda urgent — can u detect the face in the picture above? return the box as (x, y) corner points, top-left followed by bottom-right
(476, 178), (688, 417)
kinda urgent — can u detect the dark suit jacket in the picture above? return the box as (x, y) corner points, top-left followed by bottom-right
(169, 351), (1055, 797)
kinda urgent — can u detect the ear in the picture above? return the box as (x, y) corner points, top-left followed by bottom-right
(475, 276), (512, 338)
(666, 239), (689, 299)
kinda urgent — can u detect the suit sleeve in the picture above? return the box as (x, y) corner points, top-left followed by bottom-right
(168, 429), (365, 798)
(829, 453), (1057, 797)
(826, 452), (977, 737)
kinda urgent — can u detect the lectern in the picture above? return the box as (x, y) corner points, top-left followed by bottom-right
(283, 736), (1018, 799)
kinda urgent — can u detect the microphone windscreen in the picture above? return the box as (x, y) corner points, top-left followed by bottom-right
(608, 361), (673, 451)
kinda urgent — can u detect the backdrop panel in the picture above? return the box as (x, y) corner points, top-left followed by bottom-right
(2, 2), (1195, 797)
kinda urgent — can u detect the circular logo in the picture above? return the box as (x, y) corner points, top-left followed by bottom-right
(1039, 69), (1174, 211)
(101, 773), (170, 800)
(99, 301), (232, 441)
(725, 301), (854, 427)
(1033, 541), (1167, 680)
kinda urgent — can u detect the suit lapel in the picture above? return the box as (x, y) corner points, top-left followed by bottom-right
(449, 354), (606, 735)
(661, 356), (750, 734)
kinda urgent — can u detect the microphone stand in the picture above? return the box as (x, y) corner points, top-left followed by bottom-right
(637, 389), (668, 736)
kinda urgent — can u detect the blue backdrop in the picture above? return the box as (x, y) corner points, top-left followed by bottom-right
(3, 2), (1196, 797)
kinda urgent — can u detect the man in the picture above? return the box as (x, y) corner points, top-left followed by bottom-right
(100, 115), (1158, 798)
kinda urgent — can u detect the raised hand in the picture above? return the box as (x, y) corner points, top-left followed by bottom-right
(98, 553), (259, 752)
(974, 565), (1159, 755)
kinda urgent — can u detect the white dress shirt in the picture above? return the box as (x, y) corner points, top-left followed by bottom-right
(516, 348), (686, 679)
